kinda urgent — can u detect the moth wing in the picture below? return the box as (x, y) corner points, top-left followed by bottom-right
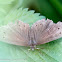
(31, 19), (62, 45)
(0, 21), (30, 46)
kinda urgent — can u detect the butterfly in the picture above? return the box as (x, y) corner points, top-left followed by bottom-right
(0, 19), (62, 50)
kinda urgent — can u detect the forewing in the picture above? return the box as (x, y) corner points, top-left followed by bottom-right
(0, 20), (30, 46)
(31, 19), (62, 45)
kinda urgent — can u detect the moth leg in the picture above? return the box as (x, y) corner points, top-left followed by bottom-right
(36, 48), (40, 50)
(30, 45), (36, 51)
(28, 49), (31, 52)
(28, 48), (35, 51)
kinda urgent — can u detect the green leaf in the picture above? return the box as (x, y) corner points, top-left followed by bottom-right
(1, 8), (45, 26)
(0, 0), (34, 19)
(0, 0), (14, 4)
(0, 8), (62, 62)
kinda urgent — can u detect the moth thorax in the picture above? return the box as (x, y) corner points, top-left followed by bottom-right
(29, 37), (37, 46)
(29, 37), (37, 50)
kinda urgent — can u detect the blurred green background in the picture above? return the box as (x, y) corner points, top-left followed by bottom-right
(29, 0), (62, 22)
(0, 0), (62, 23)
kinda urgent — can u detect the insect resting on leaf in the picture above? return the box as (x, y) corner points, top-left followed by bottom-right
(0, 19), (62, 50)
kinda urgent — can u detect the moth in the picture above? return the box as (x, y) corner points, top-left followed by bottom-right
(0, 19), (62, 50)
